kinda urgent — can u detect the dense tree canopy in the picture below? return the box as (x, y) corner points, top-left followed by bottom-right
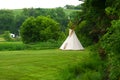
(20, 16), (61, 44)
(65, 4), (82, 9)
(22, 7), (68, 31)
(76, 0), (120, 80)
(0, 10), (15, 34)
(77, 0), (110, 44)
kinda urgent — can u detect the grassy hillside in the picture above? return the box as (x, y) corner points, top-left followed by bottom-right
(63, 9), (81, 16)
(0, 35), (5, 41)
(0, 38), (5, 42)
(12, 8), (81, 16)
(0, 49), (89, 80)
(13, 9), (23, 16)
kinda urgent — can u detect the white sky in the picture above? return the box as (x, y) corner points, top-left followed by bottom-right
(0, 0), (83, 9)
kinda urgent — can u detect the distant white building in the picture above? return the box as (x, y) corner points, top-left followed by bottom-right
(10, 33), (15, 38)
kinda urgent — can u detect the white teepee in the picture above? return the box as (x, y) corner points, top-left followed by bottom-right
(60, 29), (84, 50)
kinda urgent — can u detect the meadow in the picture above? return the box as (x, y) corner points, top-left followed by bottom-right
(0, 49), (89, 80)
(0, 41), (62, 51)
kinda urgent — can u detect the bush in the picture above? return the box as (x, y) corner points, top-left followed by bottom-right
(3, 31), (12, 41)
(101, 20), (120, 80)
(20, 16), (61, 44)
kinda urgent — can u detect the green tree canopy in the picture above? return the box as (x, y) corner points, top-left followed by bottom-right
(20, 16), (61, 44)
(77, 0), (120, 80)
(0, 10), (15, 34)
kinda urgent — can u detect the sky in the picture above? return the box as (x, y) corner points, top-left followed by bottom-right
(0, 0), (83, 9)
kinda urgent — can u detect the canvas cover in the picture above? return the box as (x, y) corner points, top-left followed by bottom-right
(60, 29), (84, 50)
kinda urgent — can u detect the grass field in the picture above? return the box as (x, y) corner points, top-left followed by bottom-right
(0, 38), (5, 42)
(0, 49), (89, 80)
(63, 9), (81, 16)
(0, 41), (62, 51)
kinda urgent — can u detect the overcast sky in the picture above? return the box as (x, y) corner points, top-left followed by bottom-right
(0, 0), (83, 9)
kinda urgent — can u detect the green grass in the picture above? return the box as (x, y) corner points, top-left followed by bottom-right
(63, 9), (81, 16)
(0, 42), (26, 51)
(0, 41), (62, 51)
(0, 38), (5, 41)
(0, 49), (89, 80)
(13, 9), (23, 16)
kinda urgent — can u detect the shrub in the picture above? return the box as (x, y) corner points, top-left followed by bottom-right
(3, 31), (12, 41)
(101, 20), (120, 80)
(20, 16), (61, 44)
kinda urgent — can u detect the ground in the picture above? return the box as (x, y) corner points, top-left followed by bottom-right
(0, 49), (89, 80)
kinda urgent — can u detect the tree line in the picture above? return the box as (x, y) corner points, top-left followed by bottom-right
(0, 7), (71, 35)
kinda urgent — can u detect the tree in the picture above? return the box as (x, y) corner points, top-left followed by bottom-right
(14, 14), (28, 35)
(77, 0), (111, 45)
(0, 10), (15, 34)
(53, 7), (68, 31)
(65, 5), (75, 9)
(20, 16), (61, 44)
(77, 0), (120, 80)
(21, 8), (68, 32)
(74, 4), (82, 9)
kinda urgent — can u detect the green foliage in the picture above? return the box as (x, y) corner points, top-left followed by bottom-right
(20, 16), (61, 43)
(3, 31), (12, 41)
(105, 0), (120, 19)
(22, 7), (68, 31)
(59, 50), (104, 80)
(76, 21), (93, 46)
(101, 20), (120, 54)
(78, 0), (111, 44)
(101, 20), (120, 80)
(63, 9), (81, 16)
(0, 10), (15, 34)
(105, 7), (115, 15)
(14, 14), (28, 35)
(0, 42), (26, 51)
(65, 5), (76, 9)
(71, 0), (120, 80)
(0, 41), (62, 51)
(108, 54), (120, 80)
(20, 17), (36, 43)
(58, 31), (66, 41)
(0, 8), (69, 35)
(69, 11), (81, 23)
(25, 41), (62, 50)
(65, 4), (82, 9)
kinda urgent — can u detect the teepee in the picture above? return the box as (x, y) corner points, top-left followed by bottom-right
(60, 29), (84, 50)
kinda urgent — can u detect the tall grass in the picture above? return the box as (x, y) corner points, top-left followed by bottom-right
(26, 41), (62, 50)
(0, 41), (63, 51)
(0, 42), (26, 51)
(58, 49), (104, 80)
